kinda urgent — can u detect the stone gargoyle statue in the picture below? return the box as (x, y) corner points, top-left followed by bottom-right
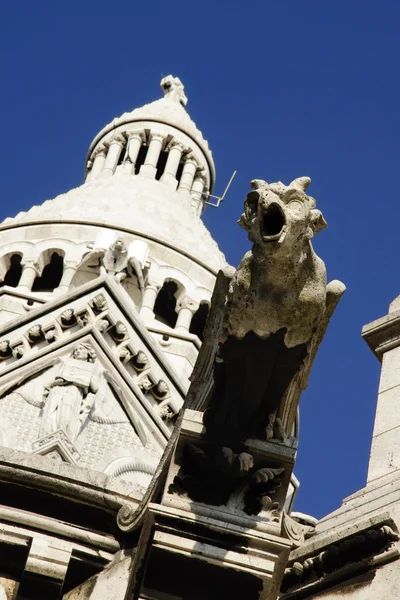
(188, 176), (345, 448)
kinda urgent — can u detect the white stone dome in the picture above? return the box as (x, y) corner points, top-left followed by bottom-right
(1, 172), (227, 273)
(87, 76), (216, 188)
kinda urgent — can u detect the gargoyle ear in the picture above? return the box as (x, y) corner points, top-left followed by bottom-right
(310, 209), (327, 234)
(290, 176), (311, 192)
(250, 179), (268, 190)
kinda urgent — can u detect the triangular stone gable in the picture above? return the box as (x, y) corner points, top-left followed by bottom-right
(0, 276), (186, 490)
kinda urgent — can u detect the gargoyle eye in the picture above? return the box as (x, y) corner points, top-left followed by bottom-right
(246, 191), (259, 213)
(287, 199), (304, 216)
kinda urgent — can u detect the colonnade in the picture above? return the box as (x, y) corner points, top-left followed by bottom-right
(1, 254), (78, 295)
(86, 130), (209, 210)
(140, 279), (208, 336)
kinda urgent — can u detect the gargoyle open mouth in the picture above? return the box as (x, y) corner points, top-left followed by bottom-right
(261, 203), (286, 241)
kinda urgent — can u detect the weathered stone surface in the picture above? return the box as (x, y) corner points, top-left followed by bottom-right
(198, 177), (345, 446)
(63, 551), (133, 599)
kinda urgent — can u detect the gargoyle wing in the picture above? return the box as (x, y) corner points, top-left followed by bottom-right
(278, 279), (346, 435)
(185, 266), (235, 411)
(77, 249), (106, 271)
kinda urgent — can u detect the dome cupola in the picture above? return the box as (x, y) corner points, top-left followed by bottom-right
(85, 76), (215, 216)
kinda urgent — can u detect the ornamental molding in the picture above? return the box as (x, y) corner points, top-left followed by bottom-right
(281, 514), (400, 599)
(0, 276), (187, 531)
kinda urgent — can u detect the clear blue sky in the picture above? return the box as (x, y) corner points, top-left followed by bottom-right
(0, 1), (399, 518)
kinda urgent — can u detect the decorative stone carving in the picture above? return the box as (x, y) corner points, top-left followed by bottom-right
(44, 327), (58, 343)
(97, 317), (111, 333)
(33, 429), (81, 464)
(160, 75), (188, 106)
(76, 310), (90, 327)
(169, 441), (284, 515)
(281, 524), (400, 596)
(60, 309), (77, 328)
(90, 293), (108, 314)
(138, 374), (154, 393)
(27, 324), (44, 344)
(132, 350), (148, 371)
(110, 321), (128, 341)
(39, 342), (100, 442)
(195, 177), (345, 447)
(12, 344), (25, 359)
(152, 379), (169, 400)
(78, 237), (146, 290)
(118, 346), (133, 363)
(282, 512), (316, 548)
(0, 340), (12, 359)
(93, 143), (107, 158)
(108, 133), (126, 148)
(159, 404), (175, 421)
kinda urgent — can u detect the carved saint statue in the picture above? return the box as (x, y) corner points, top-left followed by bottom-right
(190, 177), (345, 447)
(39, 342), (99, 441)
(0, 340), (148, 449)
(78, 236), (147, 291)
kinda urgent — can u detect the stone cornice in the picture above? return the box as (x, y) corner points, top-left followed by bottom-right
(362, 308), (400, 361)
(281, 512), (400, 598)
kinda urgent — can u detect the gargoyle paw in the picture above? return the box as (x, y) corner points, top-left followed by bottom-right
(238, 452), (254, 472)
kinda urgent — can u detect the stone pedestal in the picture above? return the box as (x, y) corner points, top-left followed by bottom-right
(129, 409), (297, 599)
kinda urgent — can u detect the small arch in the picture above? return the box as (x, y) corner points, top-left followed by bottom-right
(117, 144), (127, 166)
(0, 254), (22, 288)
(189, 302), (210, 341)
(154, 280), (183, 328)
(175, 160), (184, 184)
(155, 150), (168, 180)
(32, 251), (64, 292)
(135, 144), (148, 174)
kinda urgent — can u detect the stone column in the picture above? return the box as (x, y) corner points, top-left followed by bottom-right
(140, 132), (164, 178)
(103, 134), (126, 176)
(177, 154), (198, 194)
(140, 282), (160, 320)
(190, 171), (207, 216)
(175, 297), (199, 333)
(88, 144), (107, 180)
(124, 131), (145, 173)
(161, 140), (185, 187)
(18, 260), (39, 292)
(54, 260), (78, 294)
(363, 305), (400, 483)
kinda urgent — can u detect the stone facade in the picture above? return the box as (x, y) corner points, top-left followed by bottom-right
(0, 75), (398, 600)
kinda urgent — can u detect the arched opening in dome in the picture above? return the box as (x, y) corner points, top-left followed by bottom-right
(135, 144), (148, 175)
(155, 150), (168, 180)
(189, 302), (210, 341)
(32, 252), (64, 292)
(117, 144), (127, 166)
(175, 160), (184, 185)
(0, 254), (23, 288)
(154, 280), (180, 328)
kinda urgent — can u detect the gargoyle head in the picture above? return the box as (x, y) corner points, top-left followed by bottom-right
(238, 177), (327, 252)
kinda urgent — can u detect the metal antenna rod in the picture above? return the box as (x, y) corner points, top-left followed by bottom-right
(203, 170), (237, 208)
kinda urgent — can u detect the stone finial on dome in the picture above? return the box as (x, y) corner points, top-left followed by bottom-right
(160, 75), (188, 107)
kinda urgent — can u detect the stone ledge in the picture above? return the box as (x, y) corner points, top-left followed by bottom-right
(362, 308), (400, 361)
(0, 445), (142, 519)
